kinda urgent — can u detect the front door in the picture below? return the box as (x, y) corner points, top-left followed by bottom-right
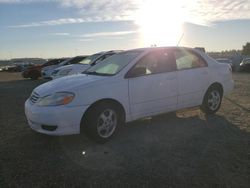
(127, 49), (178, 120)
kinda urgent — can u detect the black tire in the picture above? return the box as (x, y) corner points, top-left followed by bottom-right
(30, 71), (40, 80)
(83, 102), (123, 143)
(201, 86), (222, 114)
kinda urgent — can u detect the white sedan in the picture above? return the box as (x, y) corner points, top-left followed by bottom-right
(51, 51), (120, 80)
(25, 47), (234, 143)
(41, 56), (87, 79)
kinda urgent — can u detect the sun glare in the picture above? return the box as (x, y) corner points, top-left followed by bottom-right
(136, 0), (184, 47)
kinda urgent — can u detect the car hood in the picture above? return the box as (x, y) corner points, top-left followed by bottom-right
(34, 74), (105, 96)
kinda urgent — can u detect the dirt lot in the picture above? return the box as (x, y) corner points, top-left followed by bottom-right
(0, 72), (249, 188)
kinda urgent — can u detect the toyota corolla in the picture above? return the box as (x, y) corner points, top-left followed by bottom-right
(25, 47), (234, 143)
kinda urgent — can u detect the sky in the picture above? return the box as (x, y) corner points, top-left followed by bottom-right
(0, 0), (250, 59)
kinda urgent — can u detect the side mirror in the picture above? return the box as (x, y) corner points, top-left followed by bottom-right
(125, 67), (146, 78)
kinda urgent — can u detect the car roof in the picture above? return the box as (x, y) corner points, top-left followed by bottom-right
(68, 55), (88, 60)
(88, 50), (123, 62)
(124, 46), (196, 53)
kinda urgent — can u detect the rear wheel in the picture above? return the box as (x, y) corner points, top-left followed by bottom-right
(201, 86), (222, 114)
(83, 103), (122, 143)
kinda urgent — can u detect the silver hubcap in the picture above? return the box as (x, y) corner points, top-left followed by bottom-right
(97, 109), (117, 138)
(207, 90), (221, 111)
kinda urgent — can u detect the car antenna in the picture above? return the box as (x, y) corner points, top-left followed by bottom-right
(177, 33), (184, 46)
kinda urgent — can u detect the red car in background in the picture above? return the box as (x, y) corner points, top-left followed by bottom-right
(22, 58), (68, 80)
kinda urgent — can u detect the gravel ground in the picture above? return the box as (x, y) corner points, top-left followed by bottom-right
(0, 72), (249, 188)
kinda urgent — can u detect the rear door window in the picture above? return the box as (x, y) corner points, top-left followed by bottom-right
(174, 49), (207, 70)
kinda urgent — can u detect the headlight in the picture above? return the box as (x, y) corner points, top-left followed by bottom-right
(37, 92), (75, 106)
(59, 69), (72, 75)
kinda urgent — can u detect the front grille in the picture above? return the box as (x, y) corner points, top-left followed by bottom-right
(30, 92), (40, 104)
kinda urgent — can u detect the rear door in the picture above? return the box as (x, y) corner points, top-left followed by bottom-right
(173, 48), (209, 108)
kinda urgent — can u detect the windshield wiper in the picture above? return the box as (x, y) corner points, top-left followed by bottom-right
(82, 71), (114, 76)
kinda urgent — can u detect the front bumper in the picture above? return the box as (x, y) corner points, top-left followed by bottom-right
(24, 100), (89, 135)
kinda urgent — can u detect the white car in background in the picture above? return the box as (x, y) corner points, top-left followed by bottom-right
(41, 55), (87, 79)
(51, 51), (121, 79)
(25, 47), (234, 143)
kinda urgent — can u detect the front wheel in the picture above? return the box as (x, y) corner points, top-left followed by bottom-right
(83, 103), (122, 143)
(201, 87), (222, 114)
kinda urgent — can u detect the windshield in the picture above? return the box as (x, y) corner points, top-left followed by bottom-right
(78, 54), (102, 65)
(58, 56), (87, 66)
(58, 58), (71, 66)
(83, 50), (142, 76)
(42, 58), (67, 66)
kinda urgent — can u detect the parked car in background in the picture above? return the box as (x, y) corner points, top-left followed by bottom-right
(0, 63), (34, 72)
(239, 58), (250, 72)
(216, 58), (235, 71)
(0, 66), (8, 72)
(22, 58), (68, 80)
(51, 51), (121, 79)
(25, 47), (234, 143)
(1, 65), (13, 72)
(16, 63), (35, 72)
(41, 55), (88, 79)
(1, 65), (18, 72)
